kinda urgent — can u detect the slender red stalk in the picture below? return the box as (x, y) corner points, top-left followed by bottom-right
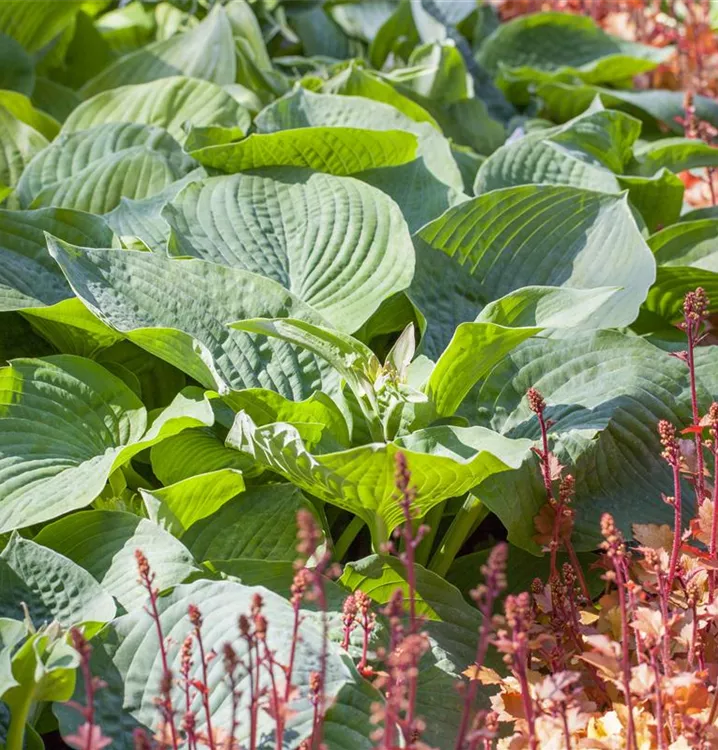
(285, 568), (308, 703)
(393, 452), (429, 742)
(707, 404), (718, 597)
(515, 643), (537, 746)
(66, 628), (110, 750)
(668, 463), (683, 592)
(238, 615), (257, 750)
(135, 549), (179, 750)
(179, 635), (197, 750)
(262, 641), (285, 746)
(296, 510), (333, 749)
(222, 643), (241, 750)
(685, 306), (706, 508)
(560, 705), (572, 750)
(528, 388), (589, 598)
(600, 516), (637, 750)
(454, 544), (508, 750)
(188, 606), (215, 750)
(658, 422), (684, 591)
(650, 652), (667, 750)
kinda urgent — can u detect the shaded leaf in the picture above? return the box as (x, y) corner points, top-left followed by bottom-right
(34, 511), (198, 611)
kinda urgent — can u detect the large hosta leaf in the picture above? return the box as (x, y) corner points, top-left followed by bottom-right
(164, 169), (414, 332)
(227, 412), (530, 543)
(46, 238), (338, 398)
(81, 4), (236, 97)
(0, 535), (116, 626)
(82, 579), (363, 748)
(224, 387), (350, 451)
(0, 207), (113, 311)
(642, 267), (718, 326)
(17, 123), (196, 214)
(0, 356), (215, 532)
(255, 88), (463, 191)
(324, 64), (440, 127)
(182, 483), (312, 563)
(20, 298), (124, 359)
(426, 286), (621, 418)
(615, 168), (684, 234)
(638, 220), (718, 326)
(478, 11), (672, 86)
(409, 185), (655, 358)
(475, 102), (641, 194)
(189, 126), (418, 176)
(34, 511), (198, 611)
(520, 80), (718, 135)
(629, 137), (718, 177)
(471, 331), (718, 551)
(62, 76), (251, 144)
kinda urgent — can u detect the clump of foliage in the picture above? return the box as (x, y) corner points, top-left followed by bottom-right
(1, 0), (718, 748)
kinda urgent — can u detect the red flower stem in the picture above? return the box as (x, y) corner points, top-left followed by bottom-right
(564, 539), (590, 602)
(181, 673), (197, 750)
(535, 411), (564, 585)
(650, 652), (667, 750)
(253, 637), (262, 749)
(656, 572), (671, 675)
(227, 669), (240, 750)
(687, 323), (706, 507)
(454, 606), (496, 750)
(358, 613), (371, 673)
(140, 570), (178, 750)
(514, 653), (537, 750)
(285, 596), (302, 703)
(263, 645), (284, 746)
(310, 581), (328, 750)
(193, 627), (215, 750)
(245, 637), (256, 750)
(560, 705), (572, 750)
(614, 560), (637, 750)
(667, 462), (683, 592)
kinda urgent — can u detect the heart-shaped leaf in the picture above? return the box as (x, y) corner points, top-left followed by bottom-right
(189, 127), (419, 176)
(182, 483), (312, 563)
(46, 238), (340, 399)
(410, 185), (655, 358)
(141, 469), (246, 537)
(164, 169), (415, 332)
(256, 88), (463, 191)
